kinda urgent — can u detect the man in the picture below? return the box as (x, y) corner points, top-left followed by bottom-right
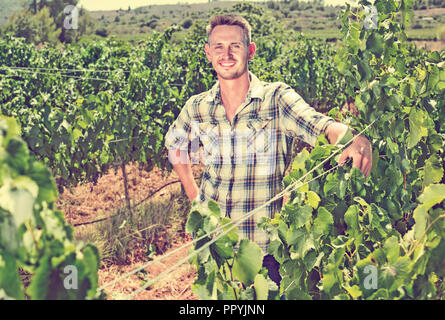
(165, 14), (372, 285)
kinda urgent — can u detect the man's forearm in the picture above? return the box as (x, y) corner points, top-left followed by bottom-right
(325, 122), (349, 145)
(324, 121), (373, 177)
(168, 149), (199, 201)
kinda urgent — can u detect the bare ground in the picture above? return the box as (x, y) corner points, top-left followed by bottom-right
(56, 163), (203, 300)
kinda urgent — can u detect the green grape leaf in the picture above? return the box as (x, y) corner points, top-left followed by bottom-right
(213, 235), (234, 260)
(0, 250), (24, 300)
(207, 200), (221, 217)
(286, 286), (312, 300)
(232, 239), (263, 286)
(423, 154), (444, 188)
(292, 148), (309, 171)
(368, 288), (389, 300)
(27, 162), (58, 203)
(6, 137), (30, 173)
(413, 205), (428, 241)
(305, 191), (321, 209)
(81, 244), (100, 298)
(10, 189), (35, 228)
(344, 205), (360, 237)
(27, 254), (52, 299)
(418, 184), (445, 213)
(407, 108), (428, 149)
(383, 236), (400, 264)
(290, 204), (313, 229)
(313, 207), (334, 239)
(323, 172), (339, 196)
(344, 285), (362, 299)
(0, 214), (20, 254)
(366, 33), (384, 57)
(379, 257), (411, 291)
(358, 60), (372, 82)
(290, 228), (315, 260)
(254, 274), (269, 300)
(186, 209), (203, 234)
(321, 263), (341, 295)
(220, 217), (239, 245)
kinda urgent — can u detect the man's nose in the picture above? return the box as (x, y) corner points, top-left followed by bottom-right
(222, 46), (233, 59)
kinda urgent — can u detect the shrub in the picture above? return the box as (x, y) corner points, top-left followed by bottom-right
(95, 27), (108, 37)
(182, 19), (193, 29)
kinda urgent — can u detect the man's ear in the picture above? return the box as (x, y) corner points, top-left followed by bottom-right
(248, 42), (256, 60)
(205, 43), (211, 62)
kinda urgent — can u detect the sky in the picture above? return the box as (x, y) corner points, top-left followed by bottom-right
(77, 0), (358, 11)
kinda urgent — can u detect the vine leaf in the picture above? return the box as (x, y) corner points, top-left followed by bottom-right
(418, 183), (445, 212)
(232, 239), (263, 286)
(407, 108), (428, 149)
(0, 250), (24, 300)
(254, 274), (269, 300)
(185, 209), (203, 234)
(423, 154), (444, 188)
(366, 33), (384, 58)
(305, 191), (321, 209)
(413, 184), (445, 240)
(313, 206), (334, 237)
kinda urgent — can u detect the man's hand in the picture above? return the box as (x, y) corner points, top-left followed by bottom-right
(338, 135), (372, 178)
(326, 122), (373, 178)
(168, 149), (199, 202)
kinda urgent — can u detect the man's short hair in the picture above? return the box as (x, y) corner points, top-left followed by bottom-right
(206, 14), (252, 46)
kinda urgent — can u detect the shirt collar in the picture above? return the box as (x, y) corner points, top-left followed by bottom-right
(206, 71), (265, 103)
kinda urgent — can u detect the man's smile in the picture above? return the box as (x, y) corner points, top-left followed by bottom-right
(219, 61), (236, 68)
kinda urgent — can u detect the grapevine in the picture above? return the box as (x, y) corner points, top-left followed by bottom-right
(187, 0), (445, 300)
(0, 116), (103, 299)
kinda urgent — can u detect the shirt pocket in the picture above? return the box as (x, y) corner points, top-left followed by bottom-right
(246, 117), (273, 156)
(197, 121), (221, 165)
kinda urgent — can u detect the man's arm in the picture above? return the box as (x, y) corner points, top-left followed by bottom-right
(168, 149), (199, 202)
(325, 122), (373, 178)
(275, 85), (372, 177)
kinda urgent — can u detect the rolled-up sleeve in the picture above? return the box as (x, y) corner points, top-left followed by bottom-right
(164, 100), (193, 151)
(277, 84), (335, 146)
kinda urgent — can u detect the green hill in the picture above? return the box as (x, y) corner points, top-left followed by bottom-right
(0, 0), (28, 26)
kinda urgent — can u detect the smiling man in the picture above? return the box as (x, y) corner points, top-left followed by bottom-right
(165, 14), (372, 285)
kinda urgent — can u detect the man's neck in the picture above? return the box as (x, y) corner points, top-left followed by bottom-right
(218, 71), (251, 122)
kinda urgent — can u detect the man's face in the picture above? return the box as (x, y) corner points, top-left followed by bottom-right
(205, 25), (256, 81)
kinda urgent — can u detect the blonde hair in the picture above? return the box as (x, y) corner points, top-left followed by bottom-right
(206, 14), (252, 45)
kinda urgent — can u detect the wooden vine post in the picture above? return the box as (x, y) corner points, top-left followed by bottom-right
(121, 162), (133, 219)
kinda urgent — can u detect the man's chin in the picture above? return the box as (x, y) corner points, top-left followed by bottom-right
(217, 70), (246, 81)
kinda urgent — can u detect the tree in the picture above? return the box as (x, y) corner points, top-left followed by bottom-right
(8, 0), (96, 43)
(77, 9), (96, 36)
(25, 0), (96, 43)
(4, 9), (38, 43)
(34, 7), (60, 44)
(4, 8), (59, 45)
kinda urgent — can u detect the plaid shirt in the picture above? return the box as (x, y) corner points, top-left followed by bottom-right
(165, 72), (334, 251)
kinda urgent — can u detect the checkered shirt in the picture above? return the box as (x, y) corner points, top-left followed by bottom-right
(165, 72), (335, 252)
